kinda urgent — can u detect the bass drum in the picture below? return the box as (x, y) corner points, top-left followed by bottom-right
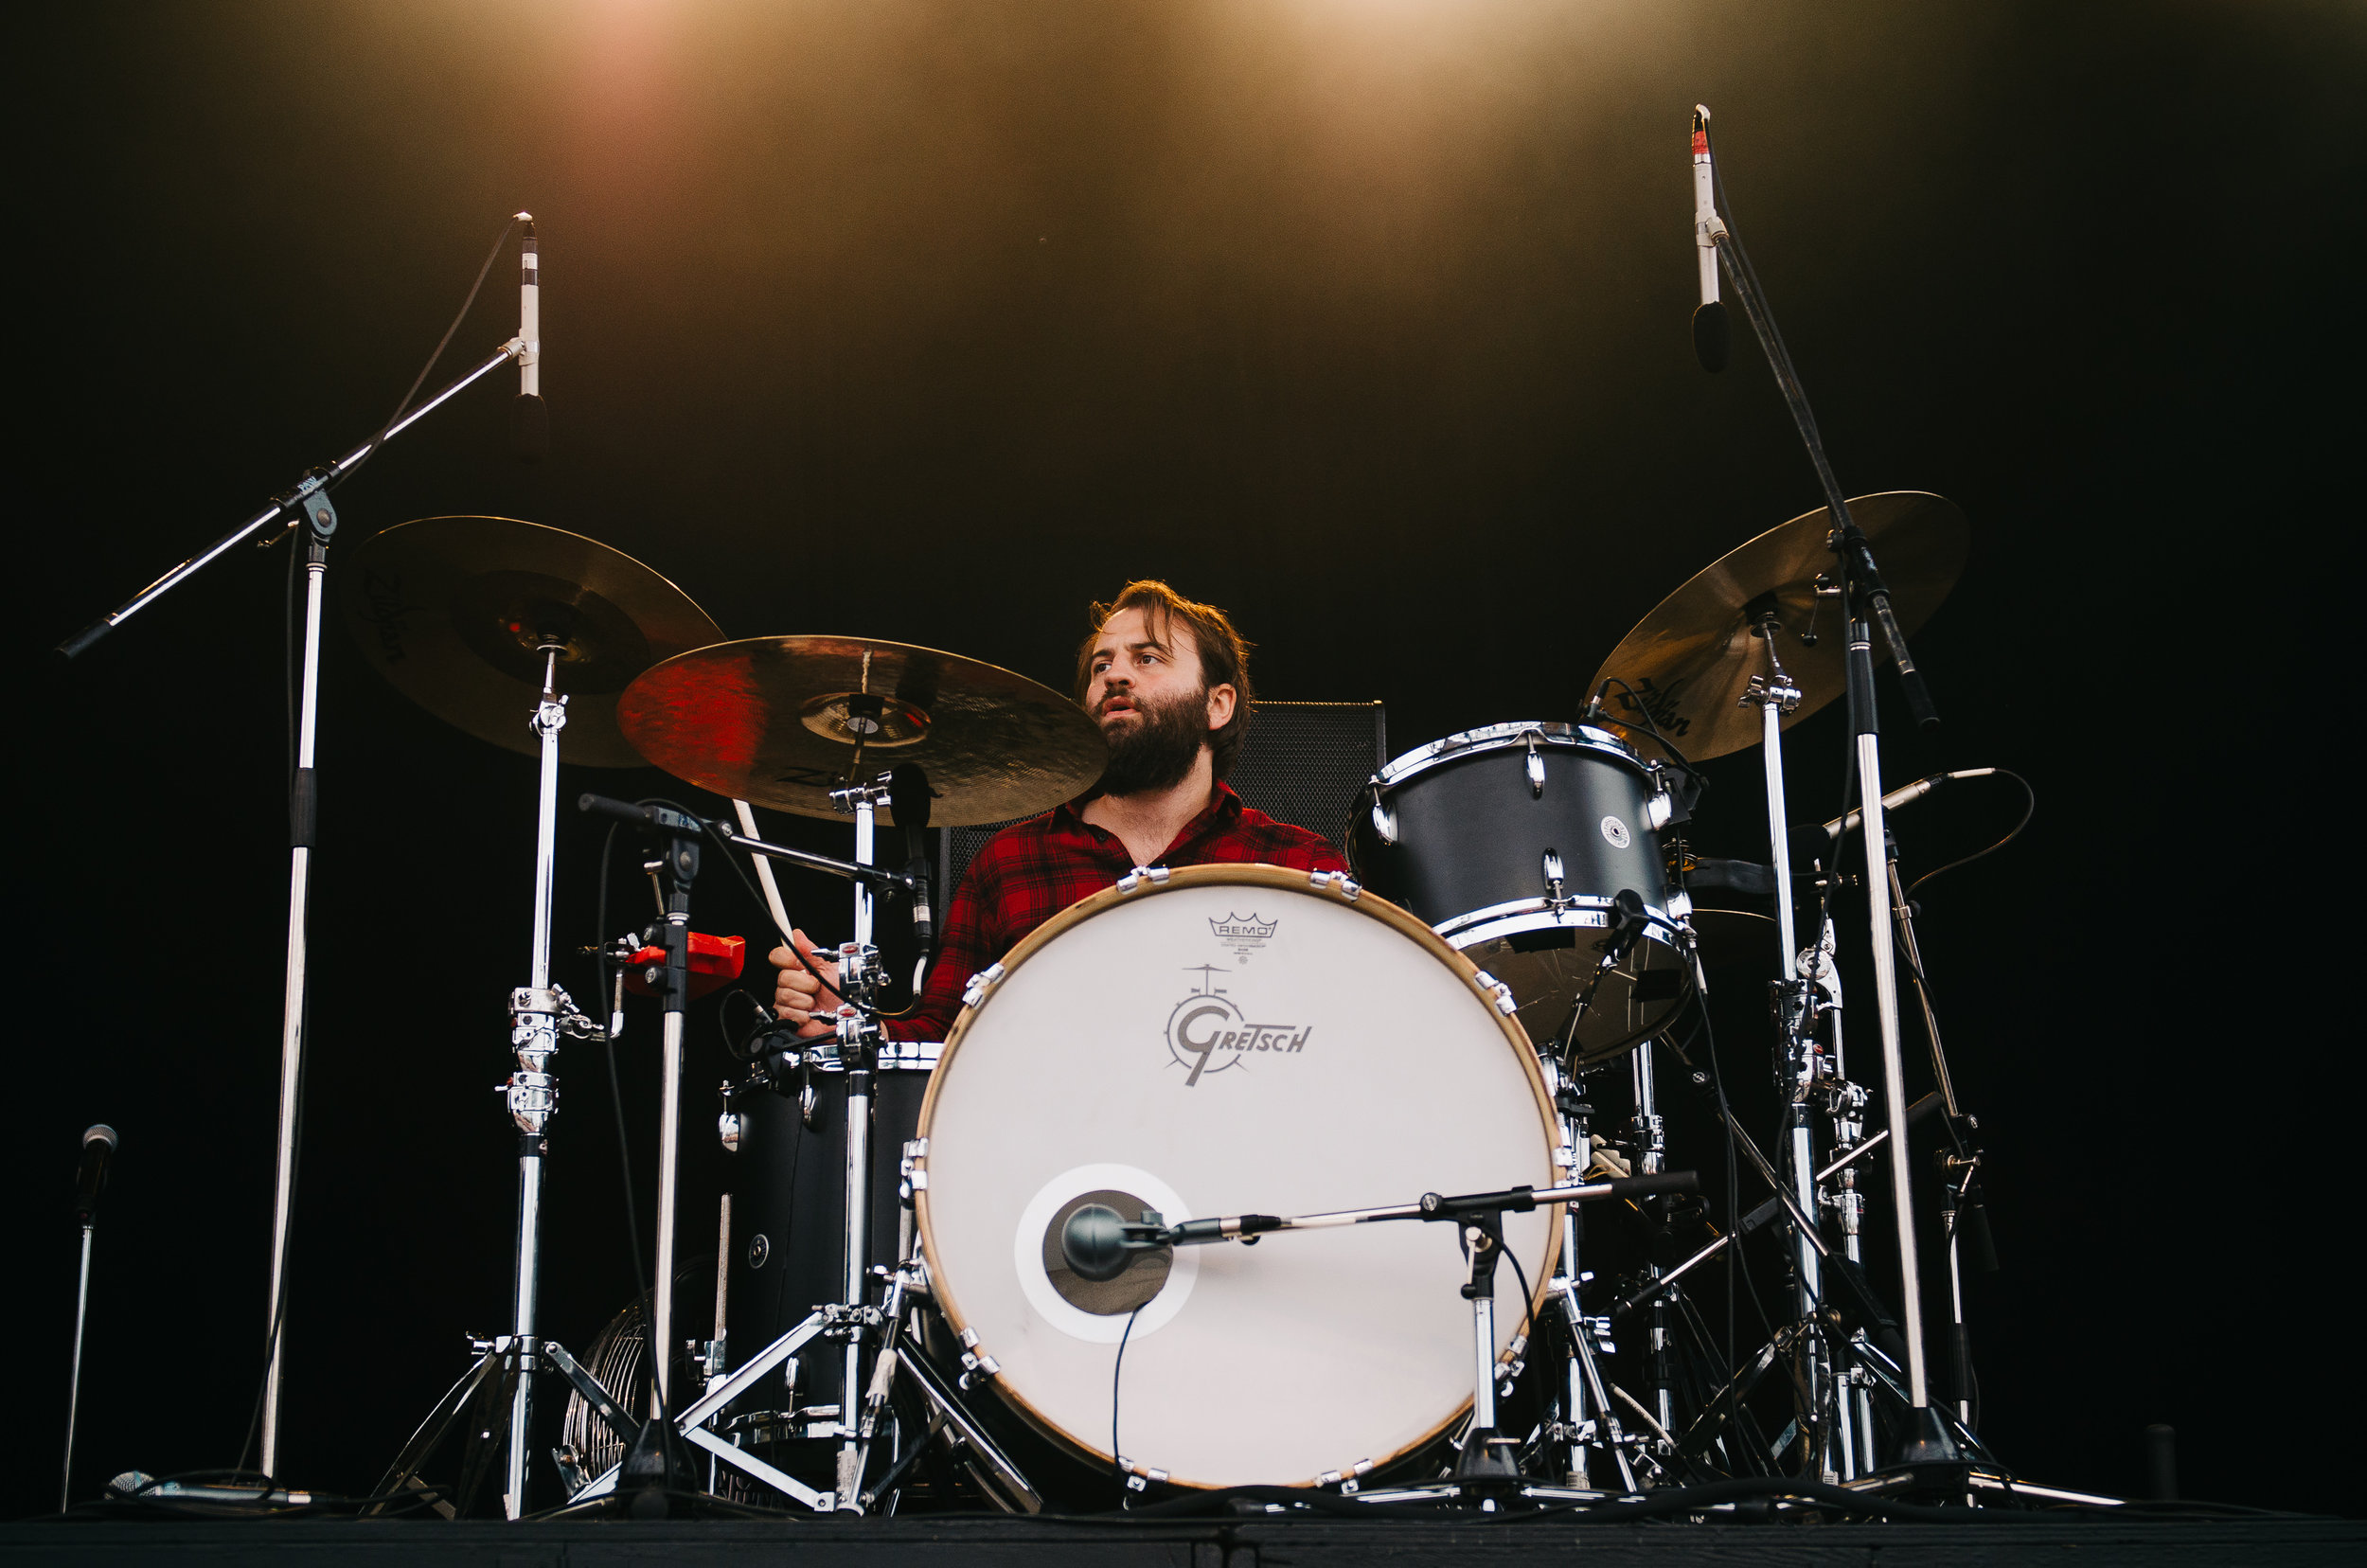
(912, 864), (1563, 1491)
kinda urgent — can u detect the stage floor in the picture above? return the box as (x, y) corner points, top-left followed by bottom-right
(5, 1515), (2360, 1567)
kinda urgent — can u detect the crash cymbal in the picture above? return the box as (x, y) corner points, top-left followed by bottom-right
(341, 517), (724, 769)
(1588, 491), (1968, 762)
(617, 635), (1108, 827)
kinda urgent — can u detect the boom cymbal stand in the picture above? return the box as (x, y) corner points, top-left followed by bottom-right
(1696, 103), (1954, 1465)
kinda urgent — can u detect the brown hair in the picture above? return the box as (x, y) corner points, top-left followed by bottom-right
(1073, 580), (1255, 782)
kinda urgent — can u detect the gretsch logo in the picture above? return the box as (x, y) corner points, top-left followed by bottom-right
(1166, 965), (1310, 1088)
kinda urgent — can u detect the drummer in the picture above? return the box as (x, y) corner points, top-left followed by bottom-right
(771, 580), (1347, 1042)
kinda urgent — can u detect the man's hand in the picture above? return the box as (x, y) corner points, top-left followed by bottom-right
(771, 929), (842, 1039)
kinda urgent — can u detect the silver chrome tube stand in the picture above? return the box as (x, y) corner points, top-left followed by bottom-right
(260, 493), (336, 1479)
(1628, 1042), (1679, 1442)
(1846, 614), (1933, 1418)
(652, 1010), (687, 1417)
(62, 1221), (97, 1511)
(499, 649), (570, 1514)
(828, 780), (888, 1511)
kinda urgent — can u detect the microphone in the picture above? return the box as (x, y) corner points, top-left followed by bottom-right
(578, 793), (703, 834)
(1816, 768), (1996, 841)
(889, 763), (934, 946)
(1600, 888), (1651, 966)
(1691, 105), (1730, 373)
(512, 213), (548, 461)
(74, 1125), (117, 1225)
(1059, 1203), (1171, 1281)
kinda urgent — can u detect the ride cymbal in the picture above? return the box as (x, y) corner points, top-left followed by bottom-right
(341, 517), (724, 768)
(1588, 491), (1968, 762)
(617, 635), (1108, 827)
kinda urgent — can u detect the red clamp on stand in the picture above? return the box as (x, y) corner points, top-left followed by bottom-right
(624, 933), (745, 1001)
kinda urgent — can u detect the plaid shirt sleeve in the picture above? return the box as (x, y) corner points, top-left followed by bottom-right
(887, 784), (1347, 1042)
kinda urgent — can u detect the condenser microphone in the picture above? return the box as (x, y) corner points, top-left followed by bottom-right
(74, 1125), (117, 1225)
(512, 213), (548, 461)
(1817, 768), (1998, 842)
(1691, 106), (1730, 373)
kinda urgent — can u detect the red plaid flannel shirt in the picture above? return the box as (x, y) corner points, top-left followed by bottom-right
(890, 783), (1347, 1042)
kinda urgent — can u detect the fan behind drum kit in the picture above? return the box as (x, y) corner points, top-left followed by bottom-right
(317, 486), (1999, 1516)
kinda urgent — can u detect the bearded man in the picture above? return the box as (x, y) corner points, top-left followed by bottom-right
(771, 580), (1348, 1042)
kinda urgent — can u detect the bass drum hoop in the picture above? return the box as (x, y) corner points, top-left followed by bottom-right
(912, 863), (1564, 1489)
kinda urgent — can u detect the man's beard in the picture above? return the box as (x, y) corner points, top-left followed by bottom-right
(1096, 687), (1209, 797)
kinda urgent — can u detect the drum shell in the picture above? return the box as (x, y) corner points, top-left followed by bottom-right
(724, 1068), (928, 1415)
(1348, 732), (1673, 932)
(911, 864), (1563, 1492)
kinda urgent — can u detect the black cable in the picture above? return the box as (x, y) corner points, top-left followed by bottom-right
(1906, 770), (2035, 900)
(1501, 1238), (1538, 1357)
(1590, 678), (1707, 791)
(1112, 1301), (1148, 1506)
(695, 813), (935, 1020)
(693, 817), (848, 1007)
(342, 216), (518, 486)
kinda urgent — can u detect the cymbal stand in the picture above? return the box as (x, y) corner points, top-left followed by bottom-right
(374, 650), (632, 1517)
(1742, 605), (1846, 1479)
(1700, 107), (1948, 1456)
(823, 776), (891, 1511)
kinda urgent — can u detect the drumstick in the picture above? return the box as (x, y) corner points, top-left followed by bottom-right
(733, 798), (797, 946)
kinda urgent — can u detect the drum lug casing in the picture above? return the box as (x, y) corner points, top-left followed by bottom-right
(1367, 779), (1397, 846)
(1309, 869), (1361, 900)
(1469, 969), (1520, 1016)
(1645, 776), (1675, 832)
(1115, 864), (1172, 894)
(1524, 732), (1546, 797)
(961, 963), (1006, 1009)
(956, 1326), (1001, 1381)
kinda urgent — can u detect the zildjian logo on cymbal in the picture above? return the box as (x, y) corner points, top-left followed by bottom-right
(1166, 965), (1310, 1087)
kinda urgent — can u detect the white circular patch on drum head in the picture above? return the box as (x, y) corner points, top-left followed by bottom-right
(1599, 814), (1631, 848)
(1014, 1163), (1201, 1344)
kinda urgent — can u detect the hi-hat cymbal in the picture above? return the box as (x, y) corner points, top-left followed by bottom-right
(341, 517), (724, 768)
(1588, 491), (1968, 762)
(617, 635), (1108, 827)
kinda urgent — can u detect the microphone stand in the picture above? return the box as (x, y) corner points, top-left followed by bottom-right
(62, 1207), (100, 1512)
(50, 336), (527, 1483)
(1698, 120), (1951, 1463)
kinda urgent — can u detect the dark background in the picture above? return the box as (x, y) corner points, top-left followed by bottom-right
(9, 0), (2359, 1521)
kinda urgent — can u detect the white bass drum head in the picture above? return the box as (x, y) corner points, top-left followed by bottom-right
(914, 864), (1562, 1489)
